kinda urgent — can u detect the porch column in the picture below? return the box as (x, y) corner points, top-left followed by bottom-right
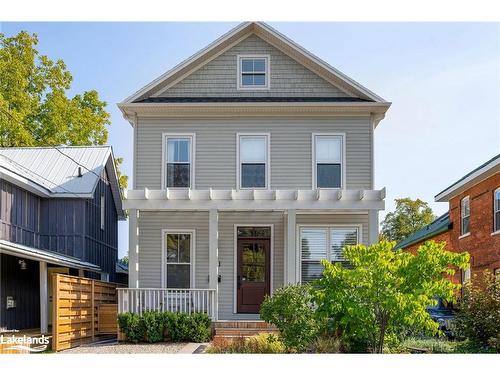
(208, 209), (219, 320)
(39, 261), (48, 334)
(286, 209), (297, 284)
(369, 210), (379, 244)
(129, 209), (139, 288)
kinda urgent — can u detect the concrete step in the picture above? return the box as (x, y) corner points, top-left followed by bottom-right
(215, 328), (279, 336)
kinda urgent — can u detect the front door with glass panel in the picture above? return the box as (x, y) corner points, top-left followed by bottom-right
(236, 227), (271, 314)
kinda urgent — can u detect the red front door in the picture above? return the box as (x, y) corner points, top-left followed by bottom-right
(237, 239), (270, 314)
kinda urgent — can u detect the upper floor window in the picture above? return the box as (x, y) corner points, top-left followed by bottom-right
(461, 196), (470, 236)
(237, 55), (269, 89)
(237, 134), (269, 189)
(313, 134), (344, 189)
(163, 134), (195, 189)
(494, 188), (500, 233)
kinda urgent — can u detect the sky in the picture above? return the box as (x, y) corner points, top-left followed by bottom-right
(1, 22), (499, 258)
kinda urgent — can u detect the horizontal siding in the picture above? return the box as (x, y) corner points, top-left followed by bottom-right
(157, 34), (350, 98)
(217, 211), (284, 320)
(136, 116), (372, 190)
(137, 211), (209, 288)
(296, 213), (369, 245)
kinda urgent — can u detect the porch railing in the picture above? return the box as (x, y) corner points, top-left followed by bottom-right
(117, 288), (217, 320)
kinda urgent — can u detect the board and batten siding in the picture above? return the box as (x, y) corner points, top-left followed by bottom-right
(135, 116), (373, 191)
(157, 34), (351, 98)
(296, 213), (370, 246)
(217, 211), (284, 320)
(137, 211), (209, 289)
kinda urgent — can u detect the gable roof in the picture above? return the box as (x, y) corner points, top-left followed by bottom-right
(395, 212), (451, 250)
(121, 22), (390, 105)
(435, 153), (500, 202)
(0, 146), (125, 219)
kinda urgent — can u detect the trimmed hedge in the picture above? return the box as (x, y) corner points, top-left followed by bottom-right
(117, 311), (212, 343)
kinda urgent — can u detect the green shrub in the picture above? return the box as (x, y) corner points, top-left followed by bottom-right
(207, 333), (285, 354)
(117, 312), (146, 343)
(454, 270), (500, 352)
(117, 311), (212, 343)
(142, 311), (165, 343)
(260, 284), (318, 352)
(164, 312), (211, 343)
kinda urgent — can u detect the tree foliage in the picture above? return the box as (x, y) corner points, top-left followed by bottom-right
(313, 240), (469, 353)
(381, 198), (436, 243)
(0, 31), (127, 191)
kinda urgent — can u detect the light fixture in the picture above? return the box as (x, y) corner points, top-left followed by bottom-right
(18, 259), (27, 270)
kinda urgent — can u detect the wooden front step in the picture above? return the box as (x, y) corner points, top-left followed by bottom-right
(213, 321), (278, 339)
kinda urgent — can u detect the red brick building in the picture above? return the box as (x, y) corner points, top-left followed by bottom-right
(398, 154), (500, 283)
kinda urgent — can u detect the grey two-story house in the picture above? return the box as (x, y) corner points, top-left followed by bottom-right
(118, 22), (390, 321)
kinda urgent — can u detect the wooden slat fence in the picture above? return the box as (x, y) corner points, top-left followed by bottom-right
(52, 274), (119, 351)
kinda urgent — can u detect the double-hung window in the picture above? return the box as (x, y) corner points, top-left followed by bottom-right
(313, 134), (344, 189)
(300, 226), (360, 283)
(494, 188), (500, 233)
(461, 196), (470, 236)
(238, 134), (269, 189)
(238, 55), (269, 89)
(163, 230), (194, 288)
(164, 134), (194, 188)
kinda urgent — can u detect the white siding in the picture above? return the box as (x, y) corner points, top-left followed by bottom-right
(157, 34), (351, 98)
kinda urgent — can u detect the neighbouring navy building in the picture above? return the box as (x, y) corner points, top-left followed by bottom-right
(0, 146), (125, 332)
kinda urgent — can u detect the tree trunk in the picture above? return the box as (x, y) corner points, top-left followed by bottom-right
(376, 315), (388, 354)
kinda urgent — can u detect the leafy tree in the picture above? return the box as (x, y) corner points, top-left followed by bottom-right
(313, 240), (469, 353)
(455, 270), (500, 352)
(381, 198), (436, 243)
(119, 255), (129, 266)
(0, 31), (127, 191)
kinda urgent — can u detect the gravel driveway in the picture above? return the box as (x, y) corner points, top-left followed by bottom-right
(61, 341), (187, 354)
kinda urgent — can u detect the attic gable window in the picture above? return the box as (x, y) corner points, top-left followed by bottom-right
(237, 55), (269, 89)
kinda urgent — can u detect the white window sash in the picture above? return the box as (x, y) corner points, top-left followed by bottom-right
(461, 196), (470, 235)
(237, 133), (270, 190)
(312, 133), (346, 190)
(494, 188), (500, 232)
(237, 55), (270, 90)
(162, 133), (196, 189)
(161, 230), (195, 289)
(100, 195), (105, 230)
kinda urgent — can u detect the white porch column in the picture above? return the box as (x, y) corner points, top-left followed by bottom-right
(39, 261), (48, 334)
(129, 209), (139, 288)
(208, 209), (219, 320)
(286, 209), (297, 284)
(369, 210), (379, 244)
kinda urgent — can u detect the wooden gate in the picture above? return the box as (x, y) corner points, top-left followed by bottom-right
(52, 274), (119, 351)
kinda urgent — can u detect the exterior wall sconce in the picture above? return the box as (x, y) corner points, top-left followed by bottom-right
(18, 259), (27, 270)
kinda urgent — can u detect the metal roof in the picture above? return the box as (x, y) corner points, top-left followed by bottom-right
(0, 146), (124, 219)
(116, 262), (129, 274)
(395, 212), (451, 249)
(435, 153), (500, 202)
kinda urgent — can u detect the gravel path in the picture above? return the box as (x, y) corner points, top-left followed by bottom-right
(61, 341), (187, 354)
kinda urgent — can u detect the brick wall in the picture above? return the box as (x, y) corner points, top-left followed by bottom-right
(448, 172), (500, 276)
(403, 172), (500, 282)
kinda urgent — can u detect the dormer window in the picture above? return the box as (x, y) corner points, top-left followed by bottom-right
(237, 55), (269, 89)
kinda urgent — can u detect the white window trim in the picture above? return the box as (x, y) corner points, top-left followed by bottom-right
(161, 229), (196, 289)
(161, 133), (196, 190)
(460, 195), (470, 236)
(236, 132), (271, 190)
(233, 224), (274, 314)
(236, 54), (271, 90)
(312, 133), (346, 190)
(297, 224), (362, 283)
(493, 187), (500, 234)
(100, 194), (105, 231)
